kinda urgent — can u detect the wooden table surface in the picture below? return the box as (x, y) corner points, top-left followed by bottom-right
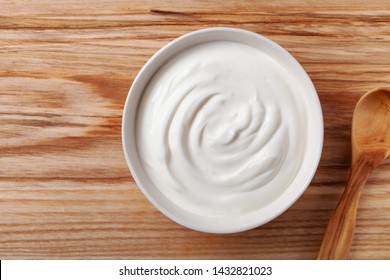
(1, 0), (390, 260)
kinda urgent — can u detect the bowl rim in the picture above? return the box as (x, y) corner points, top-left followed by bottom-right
(122, 27), (324, 234)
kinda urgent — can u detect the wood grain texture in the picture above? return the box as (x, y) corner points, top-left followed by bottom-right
(1, 0), (390, 259)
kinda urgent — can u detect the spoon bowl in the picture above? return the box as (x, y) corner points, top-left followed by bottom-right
(318, 87), (390, 259)
(353, 88), (390, 159)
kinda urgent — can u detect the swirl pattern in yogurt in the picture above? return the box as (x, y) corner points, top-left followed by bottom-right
(136, 41), (306, 217)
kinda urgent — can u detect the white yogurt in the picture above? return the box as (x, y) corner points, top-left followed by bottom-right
(136, 41), (307, 218)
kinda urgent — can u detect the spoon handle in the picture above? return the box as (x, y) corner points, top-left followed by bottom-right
(317, 155), (376, 259)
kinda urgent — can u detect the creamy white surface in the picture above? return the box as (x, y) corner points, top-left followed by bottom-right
(136, 41), (306, 217)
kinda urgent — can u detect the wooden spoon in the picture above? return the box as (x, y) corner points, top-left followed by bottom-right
(318, 87), (390, 260)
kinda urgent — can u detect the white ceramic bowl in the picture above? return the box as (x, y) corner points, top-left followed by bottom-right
(122, 27), (323, 233)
